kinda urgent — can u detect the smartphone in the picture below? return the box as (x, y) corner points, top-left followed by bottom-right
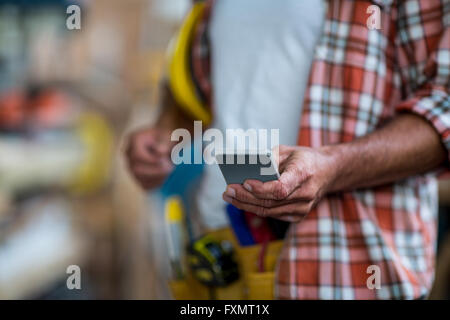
(215, 150), (280, 185)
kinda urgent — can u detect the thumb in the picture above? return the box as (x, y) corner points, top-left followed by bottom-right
(152, 129), (173, 155)
(277, 145), (296, 167)
(153, 141), (171, 155)
(276, 163), (302, 199)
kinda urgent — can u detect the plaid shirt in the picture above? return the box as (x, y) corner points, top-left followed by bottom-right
(190, 0), (450, 299)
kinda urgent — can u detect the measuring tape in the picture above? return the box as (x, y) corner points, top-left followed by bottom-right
(187, 234), (239, 287)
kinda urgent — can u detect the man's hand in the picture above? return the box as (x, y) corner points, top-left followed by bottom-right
(222, 145), (336, 222)
(125, 127), (175, 189)
(222, 114), (446, 222)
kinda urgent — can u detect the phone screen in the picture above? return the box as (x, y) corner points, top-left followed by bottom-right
(215, 151), (279, 185)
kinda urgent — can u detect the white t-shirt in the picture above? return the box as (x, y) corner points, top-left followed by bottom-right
(196, 0), (326, 228)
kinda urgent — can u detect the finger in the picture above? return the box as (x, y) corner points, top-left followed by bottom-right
(223, 194), (310, 218)
(258, 160), (307, 200)
(278, 164), (305, 194)
(129, 144), (161, 164)
(285, 184), (316, 202)
(133, 132), (169, 163)
(244, 154), (307, 200)
(270, 145), (293, 168)
(130, 146), (170, 165)
(152, 140), (172, 155)
(277, 145), (296, 165)
(242, 179), (286, 200)
(244, 175), (300, 201)
(224, 184), (297, 208)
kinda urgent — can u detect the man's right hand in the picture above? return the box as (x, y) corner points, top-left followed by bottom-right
(125, 127), (175, 190)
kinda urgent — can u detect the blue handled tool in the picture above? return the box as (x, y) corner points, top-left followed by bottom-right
(226, 204), (255, 246)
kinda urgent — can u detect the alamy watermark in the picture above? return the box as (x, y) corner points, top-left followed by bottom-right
(170, 121), (280, 173)
(66, 265), (81, 290)
(367, 265), (381, 290)
(367, 5), (381, 30)
(66, 5), (81, 30)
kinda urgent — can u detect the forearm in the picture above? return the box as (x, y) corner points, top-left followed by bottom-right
(224, 114), (446, 222)
(323, 113), (447, 193)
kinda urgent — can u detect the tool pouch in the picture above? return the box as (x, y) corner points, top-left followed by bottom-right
(169, 227), (284, 300)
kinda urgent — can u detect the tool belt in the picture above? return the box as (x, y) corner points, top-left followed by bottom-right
(169, 227), (284, 300)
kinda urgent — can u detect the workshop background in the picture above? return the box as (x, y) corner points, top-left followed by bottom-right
(0, 0), (449, 300)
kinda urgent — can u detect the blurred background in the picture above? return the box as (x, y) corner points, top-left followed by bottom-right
(0, 0), (193, 299)
(0, 0), (448, 300)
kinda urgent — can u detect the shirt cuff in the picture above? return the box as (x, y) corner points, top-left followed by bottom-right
(396, 87), (450, 166)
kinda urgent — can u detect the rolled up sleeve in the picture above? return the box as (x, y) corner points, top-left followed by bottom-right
(395, 0), (450, 162)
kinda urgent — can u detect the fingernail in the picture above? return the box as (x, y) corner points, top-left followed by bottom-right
(225, 187), (236, 198)
(243, 183), (252, 192)
(223, 195), (233, 203)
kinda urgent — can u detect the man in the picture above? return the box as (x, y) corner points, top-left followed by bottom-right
(126, 0), (449, 299)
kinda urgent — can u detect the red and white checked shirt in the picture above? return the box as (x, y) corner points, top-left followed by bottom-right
(189, 0), (450, 299)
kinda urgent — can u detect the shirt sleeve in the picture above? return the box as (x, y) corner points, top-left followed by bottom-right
(395, 0), (450, 163)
